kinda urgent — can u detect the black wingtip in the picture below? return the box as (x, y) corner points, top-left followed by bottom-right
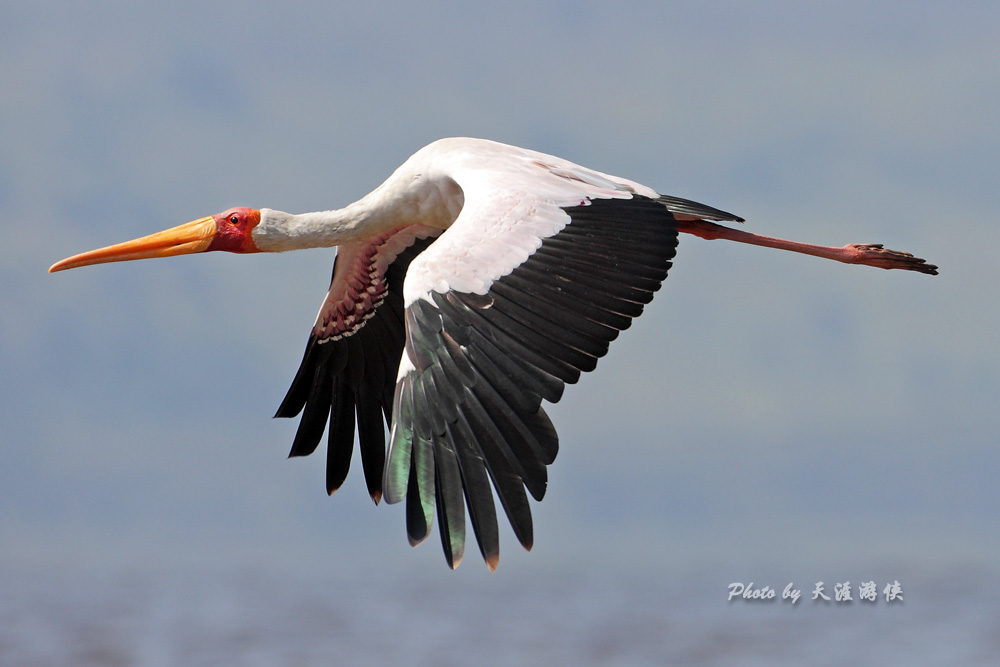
(484, 552), (499, 572)
(274, 336), (322, 419)
(274, 400), (301, 420)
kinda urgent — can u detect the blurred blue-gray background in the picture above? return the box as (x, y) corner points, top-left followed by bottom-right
(3, 1), (997, 663)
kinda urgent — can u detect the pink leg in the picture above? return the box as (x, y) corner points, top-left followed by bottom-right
(677, 219), (938, 275)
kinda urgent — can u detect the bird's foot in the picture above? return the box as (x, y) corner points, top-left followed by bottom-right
(845, 244), (938, 275)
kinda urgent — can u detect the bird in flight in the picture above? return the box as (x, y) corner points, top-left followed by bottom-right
(50, 138), (937, 570)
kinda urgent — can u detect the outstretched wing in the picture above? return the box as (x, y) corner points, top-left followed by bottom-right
(382, 146), (740, 569)
(273, 138), (742, 569)
(275, 228), (440, 502)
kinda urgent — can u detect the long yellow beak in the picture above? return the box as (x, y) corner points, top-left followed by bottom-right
(49, 216), (217, 273)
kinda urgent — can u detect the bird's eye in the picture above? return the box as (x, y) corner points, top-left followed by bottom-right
(229, 215), (239, 225)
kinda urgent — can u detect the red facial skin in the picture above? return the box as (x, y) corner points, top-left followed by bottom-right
(208, 207), (261, 254)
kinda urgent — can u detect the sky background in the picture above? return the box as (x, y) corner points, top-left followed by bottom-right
(2, 0), (999, 658)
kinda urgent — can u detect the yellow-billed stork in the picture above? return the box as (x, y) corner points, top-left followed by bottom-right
(49, 137), (937, 570)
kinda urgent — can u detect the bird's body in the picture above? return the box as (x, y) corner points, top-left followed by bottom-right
(50, 137), (937, 570)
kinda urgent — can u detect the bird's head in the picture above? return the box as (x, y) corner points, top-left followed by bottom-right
(49, 207), (262, 273)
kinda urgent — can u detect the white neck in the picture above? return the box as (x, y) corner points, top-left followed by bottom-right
(253, 200), (380, 253)
(250, 160), (465, 253)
